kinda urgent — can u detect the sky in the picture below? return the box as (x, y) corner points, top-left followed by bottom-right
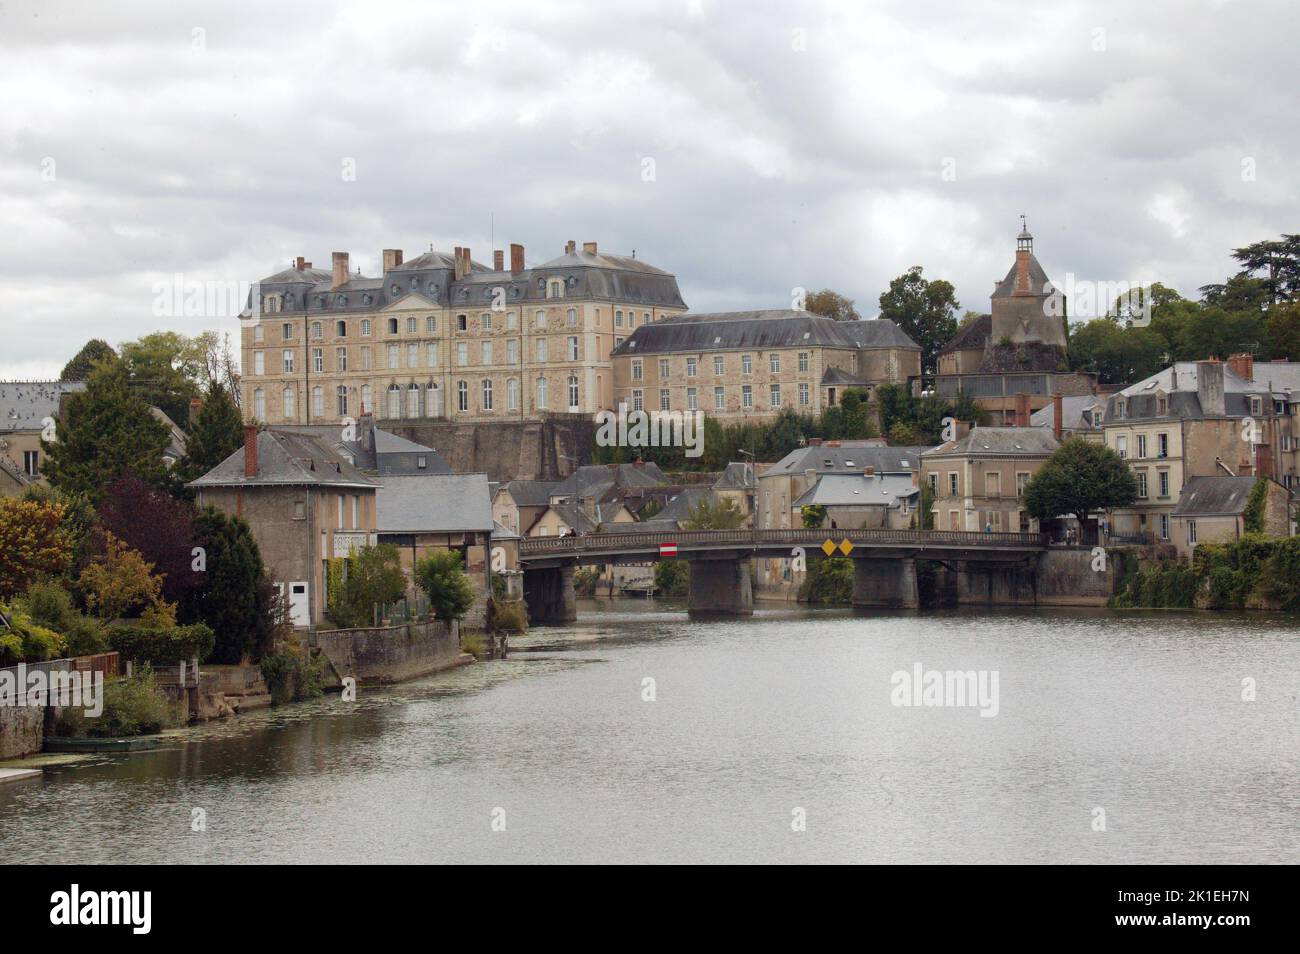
(0, 0), (1296, 379)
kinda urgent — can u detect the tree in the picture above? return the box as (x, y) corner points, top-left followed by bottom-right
(60, 339), (118, 381)
(1265, 301), (1300, 360)
(186, 507), (273, 663)
(1230, 234), (1300, 304)
(654, 559), (689, 597)
(1022, 439), (1137, 543)
(1175, 305), (1265, 363)
(878, 266), (960, 379)
(800, 504), (827, 529)
(178, 381), (244, 483)
(804, 289), (861, 322)
(0, 498), (71, 599)
(1068, 319), (1169, 385)
(41, 360), (173, 503)
(681, 497), (746, 529)
(413, 550), (475, 622)
(119, 331), (207, 426)
(77, 531), (173, 623)
(326, 544), (408, 628)
(98, 473), (203, 608)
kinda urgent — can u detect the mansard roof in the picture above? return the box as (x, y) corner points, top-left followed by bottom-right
(612, 311), (918, 356)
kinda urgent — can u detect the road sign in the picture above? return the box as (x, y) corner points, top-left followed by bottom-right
(660, 542), (678, 557)
(821, 539), (837, 556)
(839, 539), (854, 556)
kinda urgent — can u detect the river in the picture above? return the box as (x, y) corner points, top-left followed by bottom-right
(2, 601), (1297, 864)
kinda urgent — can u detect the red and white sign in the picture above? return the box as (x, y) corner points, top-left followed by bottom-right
(659, 542), (678, 557)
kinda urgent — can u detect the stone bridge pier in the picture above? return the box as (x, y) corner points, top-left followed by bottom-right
(851, 557), (919, 609)
(523, 565), (577, 625)
(687, 557), (753, 617)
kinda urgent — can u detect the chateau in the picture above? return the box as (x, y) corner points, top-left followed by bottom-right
(239, 241), (686, 425)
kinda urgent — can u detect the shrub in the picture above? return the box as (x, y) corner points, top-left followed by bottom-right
(494, 600), (528, 633)
(108, 623), (215, 665)
(654, 560), (689, 597)
(0, 603), (67, 664)
(798, 555), (853, 604)
(413, 550), (476, 621)
(20, 583), (110, 657)
(260, 647), (323, 705)
(573, 566), (602, 597)
(325, 544), (408, 629)
(56, 665), (168, 738)
(0, 498), (72, 599)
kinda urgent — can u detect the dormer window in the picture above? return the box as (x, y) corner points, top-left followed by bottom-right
(547, 278), (565, 298)
(390, 283), (400, 295)
(1116, 399), (1127, 420)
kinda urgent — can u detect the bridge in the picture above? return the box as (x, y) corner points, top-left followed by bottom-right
(517, 528), (1052, 621)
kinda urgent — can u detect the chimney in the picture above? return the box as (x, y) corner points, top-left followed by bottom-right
(565, 239), (576, 254)
(1013, 392), (1031, 427)
(243, 425), (259, 478)
(1254, 443), (1273, 480)
(1052, 393), (1063, 441)
(295, 256), (306, 271)
(453, 246), (466, 281)
(583, 241), (598, 255)
(953, 420), (971, 441)
(358, 411), (375, 452)
(808, 437), (823, 447)
(1196, 360), (1226, 416)
(382, 249), (404, 272)
(863, 465), (875, 477)
(1227, 352), (1254, 382)
(331, 251), (349, 289)
(510, 243), (525, 275)
(494, 249), (504, 271)
(188, 397), (203, 426)
(1014, 248), (1031, 295)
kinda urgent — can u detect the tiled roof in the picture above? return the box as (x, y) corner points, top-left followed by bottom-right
(376, 473), (493, 533)
(992, 253), (1057, 299)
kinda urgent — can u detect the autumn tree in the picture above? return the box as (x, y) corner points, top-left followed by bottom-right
(98, 473), (204, 608)
(804, 289), (861, 322)
(77, 531), (175, 624)
(0, 498), (72, 599)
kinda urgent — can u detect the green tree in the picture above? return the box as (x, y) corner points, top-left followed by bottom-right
(413, 550), (476, 621)
(878, 266), (960, 380)
(800, 504), (827, 529)
(60, 339), (118, 381)
(681, 497), (746, 529)
(119, 331), (207, 426)
(41, 361), (173, 503)
(653, 559), (689, 597)
(1265, 301), (1300, 360)
(186, 507), (272, 663)
(1022, 439), (1137, 542)
(327, 544), (408, 628)
(804, 289), (861, 322)
(178, 382), (244, 483)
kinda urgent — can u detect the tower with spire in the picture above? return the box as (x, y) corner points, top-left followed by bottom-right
(989, 217), (1067, 353)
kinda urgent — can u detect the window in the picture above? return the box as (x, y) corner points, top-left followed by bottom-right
(407, 344), (418, 368)
(337, 496), (344, 527)
(948, 472), (959, 496)
(311, 321), (323, 339)
(1159, 514), (1170, 540)
(769, 384), (781, 407)
(337, 385), (348, 416)
(631, 359), (643, 381)
(548, 279), (564, 298)
(534, 310), (546, 330)
(507, 378), (519, 410)
(615, 309), (624, 327)
(742, 354), (753, 374)
(407, 316), (418, 334)
(799, 383), (809, 406)
(253, 351), (265, 375)
(282, 322), (293, 340)
(253, 324), (264, 343)
(352, 495), (360, 528)
(742, 385), (753, 408)
(631, 388), (642, 411)
(1115, 399), (1126, 420)
(424, 316), (435, 334)
(387, 318), (398, 335)
(567, 336), (579, 361)
(686, 357), (697, 377)
(387, 344), (399, 369)
(798, 352), (808, 372)
(482, 312), (492, 331)
(660, 389), (671, 411)
(928, 472), (939, 496)
(457, 342), (469, 366)
(311, 386), (324, 418)
(687, 387), (698, 411)
(1136, 435), (1147, 458)
(334, 346), (346, 372)
(1157, 433), (1169, 458)
(985, 472), (1001, 498)
(506, 311), (517, 330)
(361, 319), (371, 336)
(282, 350), (295, 374)
(387, 385), (401, 419)
(1016, 472), (1030, 496)
(536, 339), (547, 363)
(360, 385), (371, 413)
(1156, 396), (1167, 416)
(293, 500), (306, 520)
(642, 312), (650, 325)
(278, 386), (294, 420)
(1116, 435), (1127, 459)
(659, 359), (670, 378)
(568, 376), (579, 410)
(336, 320), (347, 337)
(421, 343), (434, 367)
(714, 386), (725, 410)
(1188, 519), (1197, 545)
(714, 355), (725, 375)
(567, 308), (577, 327)
(312, 348), (324, 373)
(458, 314), (468, 331)
(1251, 396), (1262, 416)
(507, 340), (519, 364)
(426, 384), (441, 417)
(1158, 471), (1169, 497)
(482, 379), (494, 410)
(457, 381), (469, 412)
(1137, 472), (1148, 498)
(482, 341), (493, 365)
(770, 353), (780, 373)
(536, 377), (549, 409)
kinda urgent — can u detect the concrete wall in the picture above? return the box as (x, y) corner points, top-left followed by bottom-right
(310, 619), (466, 686)
(1033, 548), (1117, 606)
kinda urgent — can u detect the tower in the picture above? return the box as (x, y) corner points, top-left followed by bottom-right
(989, 218), (1067, 351)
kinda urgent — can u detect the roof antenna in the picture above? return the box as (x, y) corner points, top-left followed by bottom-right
(632, 249), (636, 258)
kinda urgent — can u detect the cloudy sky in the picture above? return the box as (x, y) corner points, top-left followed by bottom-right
(1, 0), (1296, 378)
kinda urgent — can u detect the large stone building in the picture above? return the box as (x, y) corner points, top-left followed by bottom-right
(919, 424), (1060, 533)
(610, 310), (920, 421)
(239, 241), (686, 426)
(936, 225), (1096, 422)
(1169, 475), (1291, 559)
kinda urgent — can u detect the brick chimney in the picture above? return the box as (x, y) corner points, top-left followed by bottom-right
(1255, 443), (1273, 479)
(382, 249), (404, 272)
(583, 241), (598, 254)
(1052, 393), (1063, 441)
(453, 246), (465, 281)
(331, 251), (349, 289)
(188, 397), (203, 426)
(243, 425), (259, 478)
(295, 256), (307, 271)
(863, 465), (875, 477)
(953, 420), (971, 441)
(1013, 392), (1031, 427)
(357, 411), (375, 452)
(1014, 248), (1031, 295)
(1227, 352), (1254, 382)
(808, 437), (823, 447)
(1196, 359), (1226, 416)
(510, 243), (525, 275)
(565, 239), (576, 254)
(494, 249), (504, 271)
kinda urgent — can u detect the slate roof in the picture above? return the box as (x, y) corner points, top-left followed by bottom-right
(1172, 476), (1260, 517)
(992, 253), (1057, 299)
(764, 442), (932, 477)
(503, 479), (559, 507)
(546, 502), (599, 535)
(376, 473), (494, 533)
(270, 423), (448, 474)
(1105, 362), (1270, 422)
(550, 462), (667, 500)
(820, 366), (870, 387)
(793, 473), (918, 508)
(0, 381), (85, 432)
(611, 311), (918, 357)
(713, 461), (756, 491)
(939, 314), (992, 354)
(189, 430), (380, 490)
(655, 487), (717, 524)
(923, 426), (1060, 459)
(1029, 394), (1105, 430)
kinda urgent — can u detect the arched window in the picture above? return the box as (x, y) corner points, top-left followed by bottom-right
(507, 378), (519, 411)
(568, 375), (579, 410)
(336, 320), (347, 337)
(567, 308), (577, 327)
(336, 385), (348, 417)
(388, 317), (398, 335)
(387, 384), (401, 419)
(407, 383), (420, 418)
(482, 379), (493, 410)
(360, 385), (371, 413)
(253, 388), (266, 420)
(457, 381), (469, 412)
(282, 387), (295, 420)
(536, 376), (548, 409)
(548, 279), (564, 298)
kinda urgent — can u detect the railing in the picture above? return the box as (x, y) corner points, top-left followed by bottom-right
(519, 527), (1049, 557)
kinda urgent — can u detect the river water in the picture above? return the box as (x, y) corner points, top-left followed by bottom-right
(2, 601), (1297, 864)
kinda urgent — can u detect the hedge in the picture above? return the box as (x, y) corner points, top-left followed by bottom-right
(108, 622), (216, 664)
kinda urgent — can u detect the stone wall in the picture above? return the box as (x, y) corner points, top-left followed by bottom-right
(310, 619), (467, 686)
(0, 703), (45, 760)
(1034, 547), (1118, 606)
(385, 416), (594, 483)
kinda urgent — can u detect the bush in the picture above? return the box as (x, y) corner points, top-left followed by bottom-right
(325, 544), (408, 629)
(573, 566), (602, 597)
(16, 581), (108, 657)
(798, 555), (853, 604)
(413, 550), (476, 621)
(494, 600), (528, 633)
(654, 560), (689, 597)
(0, 602), (67, 664)
(56, 665), (168, 738)
(259, 647), (323, 705)
(108, 623), (215, 665)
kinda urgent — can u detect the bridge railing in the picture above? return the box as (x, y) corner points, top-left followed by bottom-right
(518, 527), (1049, 555)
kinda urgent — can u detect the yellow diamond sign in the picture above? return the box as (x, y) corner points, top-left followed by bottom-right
(821, 539), (837, 556)
(839, 538), (854, 556)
